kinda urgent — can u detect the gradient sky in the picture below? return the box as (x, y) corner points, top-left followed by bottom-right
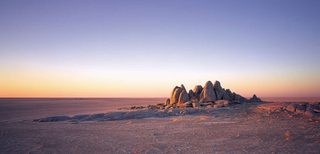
(0, 0), (319, 97)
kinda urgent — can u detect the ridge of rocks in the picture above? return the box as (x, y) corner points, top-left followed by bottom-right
(164, 80), (261, 109)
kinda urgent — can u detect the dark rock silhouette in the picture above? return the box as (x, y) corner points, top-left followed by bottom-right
(249, 94), (262, 102)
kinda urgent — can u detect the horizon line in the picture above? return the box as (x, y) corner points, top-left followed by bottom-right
(1, 96), (320, 99)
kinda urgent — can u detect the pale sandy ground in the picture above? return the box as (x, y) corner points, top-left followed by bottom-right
(0, 98), (320, 154)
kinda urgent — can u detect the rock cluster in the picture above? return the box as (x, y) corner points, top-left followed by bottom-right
(257, 102), (320, 120)
(286, 102), (320, 118)
(164, 80), (261, 109)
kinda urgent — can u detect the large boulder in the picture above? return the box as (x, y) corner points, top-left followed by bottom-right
(213, 81), (223, 99)
(170, 86), (183, 105)
(181, 84), (187, 92)
(225, 89), (233, 99)
(286, 104), (297, 112)
(188, 90), (195, 99)
(193, 85), (203, 99)
(295, 103), (307, 114)
(213, 81), (231, 100)
(170, 86), (179, 102)
(178, 90), (190, 106)
(199, 81), (217, 102)
(164, 98), (170, 106)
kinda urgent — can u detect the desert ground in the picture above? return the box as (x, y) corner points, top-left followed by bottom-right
(0, 98), (319, 154)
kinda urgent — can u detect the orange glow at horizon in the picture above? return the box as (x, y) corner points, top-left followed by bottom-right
(1, 68), (319, 98)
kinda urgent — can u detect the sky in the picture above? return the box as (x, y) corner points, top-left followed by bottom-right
(0, 0), (319, 97)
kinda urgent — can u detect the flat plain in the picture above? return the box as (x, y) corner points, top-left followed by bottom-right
(0, 98), (319, 154)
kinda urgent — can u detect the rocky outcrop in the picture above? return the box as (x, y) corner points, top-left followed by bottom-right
(169, 86), (180, 105)
(178, 90), (190, 106)
(249, 94), (262, 103)
(165, 80), (258, 109)
(257, 102), (320, 120)
(170, 85), (185, 105)
(200, 81), (217, 102)
(233, 93), (247, 103)
(188, 90), (195, 99)
(213, 81), (223, 99)
(213, 81), (231, 100)
(225, 89), (233, 97)
(193, 85), (203, 99)
(164, 98), (170, 106)
(286, 102), (320, 118)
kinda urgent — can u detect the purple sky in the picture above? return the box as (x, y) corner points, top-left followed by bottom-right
(0, 0), (319, 97)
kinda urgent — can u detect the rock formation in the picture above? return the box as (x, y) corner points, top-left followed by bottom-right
(200, 81), (217, 102)
(164, 98), (170, 106)
(178, 89), (190, 106)
(257, 102), (320, 120)
(188, 90), (195, 99)
(213, 81), (231, 100)
(249, 94), (262, 102)
(165, 80), (261, 108)
(193, 85), (203, 99)
(170, 85), (184, 105)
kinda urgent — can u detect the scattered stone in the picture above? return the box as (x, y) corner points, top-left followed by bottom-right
(215, 100), (230, 107)
(147, 105), (161, 110)
(286, 104), (297, 113)
(257, 102), (288, 112)
(258, 102), (320, 120)
(130, 106), (146, 110)
(284, 131), (290, 141)
(304, 110), (316, 118)
(33, 116), (70, 122)
(295, 104), (307, 114)
(213, 104), (223, 108)
(199, 102), (213, 107)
